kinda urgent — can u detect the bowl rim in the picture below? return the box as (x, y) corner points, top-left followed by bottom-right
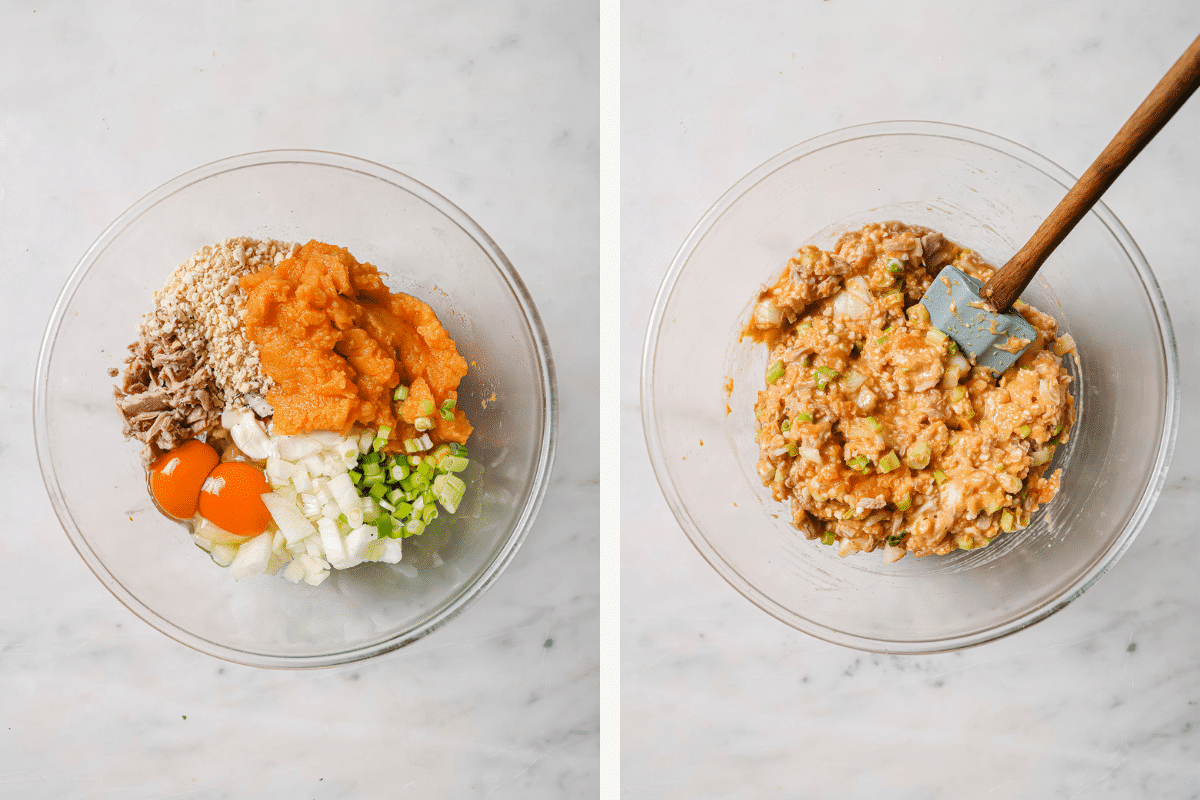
(641, 120), (1180, 654)
(33, 149), (558, 669)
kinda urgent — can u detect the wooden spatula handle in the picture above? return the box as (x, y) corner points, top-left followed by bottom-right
(980, 33), (1200, 312)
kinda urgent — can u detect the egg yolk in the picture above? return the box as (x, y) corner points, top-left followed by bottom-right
(198, 462), (272, 537)
(149, 439), (220, 520)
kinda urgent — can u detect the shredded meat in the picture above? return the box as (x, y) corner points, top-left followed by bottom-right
(113, 312), (223, 464)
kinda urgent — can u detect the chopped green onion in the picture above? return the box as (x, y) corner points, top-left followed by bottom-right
(878, 451), (900, 473)
(361, 472), (384, 487)
(387, 488), (406, 506)
(947, 341), (959, 355)
(348, 470), (362, 485)
(404, 518), (425, 537)
(821, 531), (836, 546)
(362, 462), (383, 477)
(895, 494), (912, 512)
(391, 463), (410, 481)
(404, 438), (421, 453)
(440, 408), (455, 421)
(440, 455), (469, 473)
(361, 451), (382, 465)
(394, 385), (409, 401)
(796, 411), (813, 423)
(1019, 424), (1031, 438)
(933, 470), (948, 485)
(766, 360), (785, 384)
(813, 365), (839, 390)
(786, 442), (799, 458)
(780, 419), (791, 433)
(440, 399), (456, 413)
(887, 534), (903, 546)
(852, 340), (864, 354)
(420, 399), (435, 416)
(1000, 510), (1015, 533)
(337, 513), (348, 525)
(375, 515), (394, 538)
(956, 533), (975, 550)
(421, 505), (439, 524)
(1051, 422), (1064, 437)
(950, 386), (966, 402)
(876, 335), (888, 346)
(886, 257), (903, 273)
(799, 354), (812, 368)
(377, 425), (392, 440)
(866, 416), (883, 432)
(410, 474), (431, 493)
(414, 417), (435, 432)
(773, 466), (785, 483)
(906, 442), (932, 470)
(416, 460), (434, 480)
(846, 455), (870, 472)
(925, 329), (948, 347)
(393, 502), (413, 519)
(369, 482), (387, 501)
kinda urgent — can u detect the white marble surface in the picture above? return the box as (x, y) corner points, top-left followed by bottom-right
(0, 2), (597, 797)
(623, 1), (1200, 797)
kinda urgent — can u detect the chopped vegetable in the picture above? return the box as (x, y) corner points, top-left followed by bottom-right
(766, 360), (785, 384)
(906, 442), (932, 470)
(878, 451), (900, 473)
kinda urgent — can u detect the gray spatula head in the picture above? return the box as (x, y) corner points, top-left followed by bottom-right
(921, 266), (1039, 374)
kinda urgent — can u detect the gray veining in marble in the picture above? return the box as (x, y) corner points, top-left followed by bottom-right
(0, 1), (597, 797)
(623, 1), (1200, 797)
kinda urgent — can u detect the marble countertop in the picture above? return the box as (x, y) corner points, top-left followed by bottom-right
(0, 2), (597, 798)
(622, 1), (1200, 797)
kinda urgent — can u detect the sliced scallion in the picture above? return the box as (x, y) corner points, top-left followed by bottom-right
(821, 531), (836, 546)
(878, 451), (900, 473)
(887, 534), (903, 546)
(886, 257), (903, 273)
(414, 417), (434, 432)
(786, 442), (798, 458)
(933, 470), (948, 485)
(895, 494), (912, 512)
(906, 442), (932, 470)
(797, 411), (813, 423)
(1019, 424), (1031, 438)
(394, 385), (409, 401)
(780, 419), (791, 433)
(766, 360), (785, 384)
(865, 416), (883, 432)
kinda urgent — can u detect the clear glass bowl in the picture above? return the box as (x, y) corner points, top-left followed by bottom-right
(35, 150), (557, 668)
(642, 121), (1178, 653)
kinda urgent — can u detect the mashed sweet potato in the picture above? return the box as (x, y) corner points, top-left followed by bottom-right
(240, 240), (472, 448)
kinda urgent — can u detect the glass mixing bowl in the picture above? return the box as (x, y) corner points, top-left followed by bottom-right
(35, 150), (557, 668)
(642, 121), (1178, 653)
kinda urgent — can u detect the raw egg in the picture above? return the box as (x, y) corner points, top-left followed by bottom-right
(149, 439), (220, 519)
(198, 461), (272, 537)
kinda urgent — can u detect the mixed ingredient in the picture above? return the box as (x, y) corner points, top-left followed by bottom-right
(743, 221), (1076, 561)
(114, 237), (474, 585)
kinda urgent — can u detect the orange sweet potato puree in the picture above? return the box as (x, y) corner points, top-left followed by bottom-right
(240, 240), (472, 448)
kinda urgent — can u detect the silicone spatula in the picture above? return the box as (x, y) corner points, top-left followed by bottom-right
(923, 33), (1200, 373)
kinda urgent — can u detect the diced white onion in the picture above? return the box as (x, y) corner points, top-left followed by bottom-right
(318, 518), (349, 569)
(275, 434), (323, 461)
(210, 543), (238, 567)
(262, 491), (318, 545)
